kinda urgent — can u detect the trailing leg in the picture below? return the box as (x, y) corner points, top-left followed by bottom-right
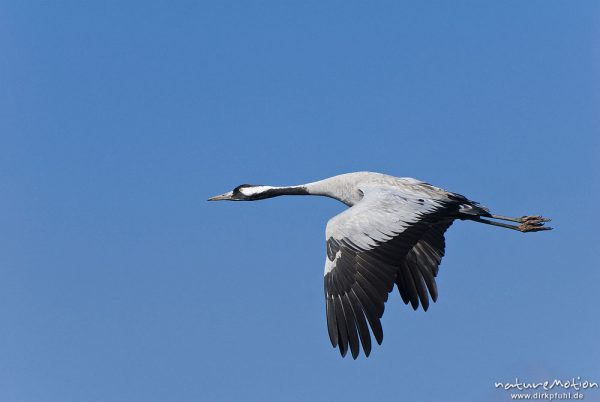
(490, 214), (551, 225)
(471, 216), (552, 233)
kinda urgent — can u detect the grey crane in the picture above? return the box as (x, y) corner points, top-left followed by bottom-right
(208, 172), (551, 359)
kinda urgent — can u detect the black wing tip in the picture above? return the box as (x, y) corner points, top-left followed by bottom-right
(336, 346), (372, 359)
(374, 331), (383, 345)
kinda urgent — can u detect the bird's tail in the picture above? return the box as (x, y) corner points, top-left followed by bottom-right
(458, 202), (491, 218)
(448, 193), (491, 218)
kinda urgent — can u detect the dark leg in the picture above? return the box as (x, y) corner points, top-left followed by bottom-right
(490, 214), (551, 224)
(473, 217), (552, 233)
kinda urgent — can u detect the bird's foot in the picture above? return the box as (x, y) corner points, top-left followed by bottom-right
(518, 217), (553, 233)
(520, 215), (552, 224)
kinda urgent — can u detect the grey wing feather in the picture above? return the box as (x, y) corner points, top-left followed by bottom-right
(323, 185), (460, 358)
(325, 186), (445, 255)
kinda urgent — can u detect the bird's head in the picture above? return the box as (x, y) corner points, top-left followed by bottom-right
(208, 184), (274, 201)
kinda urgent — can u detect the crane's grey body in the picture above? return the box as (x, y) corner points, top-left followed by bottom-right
(209, 171), (551, 359)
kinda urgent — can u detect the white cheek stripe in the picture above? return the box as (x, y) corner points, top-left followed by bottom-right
(240, 186), (274, 196)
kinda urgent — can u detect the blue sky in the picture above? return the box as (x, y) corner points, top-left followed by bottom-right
(1, 1), (599, 401)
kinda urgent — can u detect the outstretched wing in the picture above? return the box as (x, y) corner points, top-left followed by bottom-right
(323, 186), (455, 358)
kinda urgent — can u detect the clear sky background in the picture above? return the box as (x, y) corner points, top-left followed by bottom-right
(1, 2), (599, 402)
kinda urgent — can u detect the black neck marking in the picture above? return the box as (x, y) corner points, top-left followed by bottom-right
(261, 186), (310, 198)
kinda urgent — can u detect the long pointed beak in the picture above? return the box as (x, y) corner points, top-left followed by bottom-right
(207, 191), (234, 201)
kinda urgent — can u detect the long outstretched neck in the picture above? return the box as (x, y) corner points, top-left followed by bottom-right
(241, 180), (336, 200)
(233, 178), (353, 204)
(238, 184), (311, 200)
(263, 185), (310, 197)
